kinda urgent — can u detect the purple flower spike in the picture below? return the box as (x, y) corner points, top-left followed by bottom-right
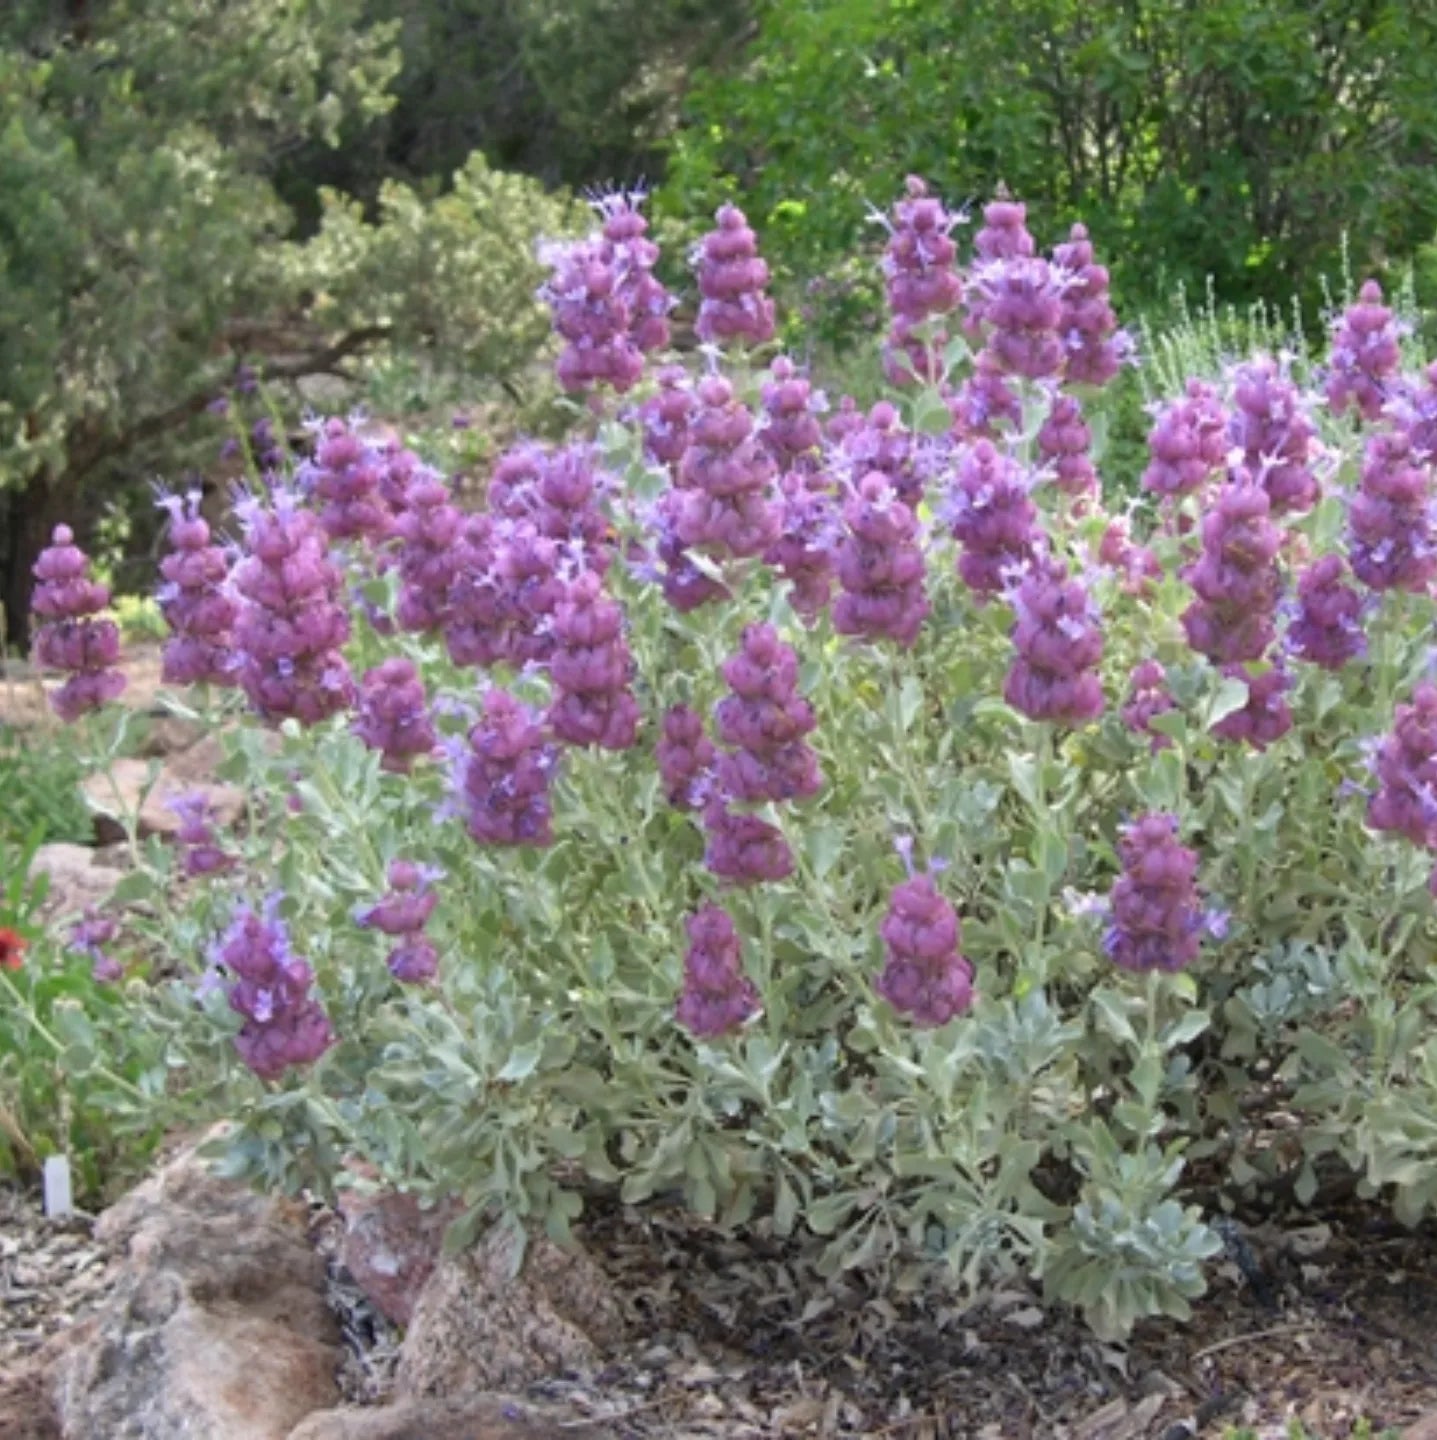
(1052, 223), (1125, 388)
(594, 187), (673, 356)
(1229, 357), (1319, 516)
(546, 568), (642, 751)
(947, 441), (1041, 598)
(947, 350), (1022, 441)
(1367, 682), (1437, 849)
(357, 860), (442, 983)
(714, 623), (822, 804)
(69, 908), (122, 984)
(701, 797), (793, 886)
(213, 898), (334, 1081)
(1004, 559), (1105, 726)
(353, 657), (439, 772)
(694, 203), (775, 348)
(657, 704), (716, 811)
(832, 472), (930, 647)
(538, 232), (645, 395)
(759, 356), (825, 472)
(1288, 555), (1367, 670)
(970, 254), (1068, 383)
(1141, 380), (1229, 500)
(452, 688), (556, 848)
(1037, 392), (1097, 497)
(1210, 664), (1293, 751)
(1104, 812), (1206, 974)
(876, 871), (974, 1028)
(1348, 430), (1437, 594)
(300, 417), (392, 545)
(880, 176), (963, 386)
(30, 525), (127, 723)
(393, 468), (462, 634)
(156, 490), (239, 687)
(1179, 479), (1283, 666)
(231, 489), (355, 726)
(640, 366), (697, 473)
(168, 791), (238, 878)
(834, 401), (923, 510)
(676, 903), (759, 1038)
(1122, 660), (1176, 752)
(1325, 280), (1402, 423)
(765, 471), (839, 623)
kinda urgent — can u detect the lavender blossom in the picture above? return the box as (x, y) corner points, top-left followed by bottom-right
(759, 356), (824, 472)
(1390, 361), (1437, 463)
(1051, 223), (1125, 387)
(1348, 430), (1437, 594)
(876, 871), (974, 1029)
(640, 366), (696, 472)
(353, 657), (439, 772)
(231, 489), (355, 726)
(452, 688), (556, 848)
(947, 441), (1041, 598)
(167, 791), (238, 878)
(156, 491), (238, 688)
(1288, 554), (1367, 670)
(880, 175), (963, 385)
(1368, 682), (1437, 849)
(393, 469), (462, 634)
(1180, 480), (1283, 665)
(1122, 660), (1175, 752)
(69, 909), (122, 984)
(1230, 357), (1319, 516)
(675, 903), (759, 1038)
(214, 897), (334, 1081)
(539, 234), (644, 394)
(833, 472), (930, 647)
(444, 512), (511, 669)
(657, 704), (716, 811)
(1004, 560), (1105, 726)
(1037, 392), (1097, 496)
(595, 188), (673, 355)
(301, 417), (391, 544)
(694, 203), (775, 347)
(1141, 380), (1229, 500)
(946, 349), (1022, 440)
(970, 255), (1067, 382)
(834, 401), (923, 509)
(1103, 812), (1206, 974)
(701, 797), (794, 886)
(1325, 280), (1402, 423)
(765, 471), (839, 622)
(547, 568), (642, 750)
(30, 526), (127, 723)
(356, 859), (441, 984)
(1211, 664), (1293, 750)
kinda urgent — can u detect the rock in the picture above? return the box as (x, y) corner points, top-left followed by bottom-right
(1406, 1415), (1437, 1440)
(0, 1346), (64, 1440)
(338, 1189), (461, 1329)
(54, 1130), (342, 1440)
(396, 1226), (625, 1399)
(287, 1395), (617, 1440)
(30, 844), (126, 920)
(81, 754), (245, 846)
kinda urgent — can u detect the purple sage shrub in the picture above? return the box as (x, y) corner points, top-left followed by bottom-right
(1004, 559), (1105, 726)
(1325, 280), (1402, 423)
(1141, 380), (1229, 500)
(214, 897), (334, 1080)
(1051, 223), (1126, 387)
(657, 704), (716, 811)
(694, 203), (776, 347)
(1348, 430), (1437, 593)
(1368, 682), (1437, 848)
(1037, 392), (1097, 497)
(356, 860), (441, 983)
(452, 688), (557, 848)
(156, 491), (238, 688)
(675, 903), (759, 1038)
(879, 175), (963, 385)
(1179, 480), (1283, 665)
(1104, 813), (1205, 974)
(231, 489), (355, 726)
(1287, 555), (1367, 670)
(674, 374), (780, 560)
(759, 356), (825, 472)
(30, 525), (127, 724)
(832, 472), (930, 647)
(1122, 661), (1175, 752)
(302, 417), (392, 544)
(539, 233), (644, 395)
(1229, 357), (1319, 516)
(168, 792), (238, 878)
(547, 568), (642, 751)
(353, 657), (439, 772)
(946, 440), (1041, 597)
(714, 623), (822, 803)
(1211, 664), (1293, 750)
(876, 867), (974, 1029)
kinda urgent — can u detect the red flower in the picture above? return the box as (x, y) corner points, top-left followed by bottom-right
(0, 928), (25, 971)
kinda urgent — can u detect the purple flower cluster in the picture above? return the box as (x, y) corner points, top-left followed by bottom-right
(1004, 560), (1104, 726)
(595, 189), (672, 356)
(879, 175), (963, 385)
(947, 441), (1040, 597)
(393, 470), (462, 634)
(701, 796), (794, 886)
(69, 909), (122, 984)
(694, 204), (775, 347)
(156, 492), (238, 688)
(832, 473), (930, 647)
(971, 197), (1035, 264)
(1037, 392), (1096, 496)
(1368, 683), (1437, 848)
(876, 869), (974, 1029)
(766, 471), (839, 622)
(674, 374), (780, 559)
(675, 903), (759, 1038)
(452, 688), (556, 847)
(214, 897), (334, 1081)
(713, 624), (821, 803)
(548, 569), (641, 750)
(1103, 813), (1205, 973)
(657, 704), (716, 811)
(30, 526), (127, 723)
(356, 860), (441, 983)
(969, 254), (1067, 382)
(759, 356), (824, 472)
(539, 234), (645, 394)
(834, 400), (923, 509)
(947, 350), (1022, 440)
(353, 657), (438, 772)
(1325, 280), (1401, 423)
(168, 792), (237, 878)
(1051, 223), (1125, 387)
(1348, 431), (1437, 594)
(527, 443), (615, 565)
(1230, 357), (1319, 515)
(1288, 555), (1367, 670)
(1211, 664), (1293, 750)
(443, 513), (509, 668)
(1180, 481), (1283, 665)
(1141, 380), (1229, 500)
(1391, 361), (1437, 463)
(231, 489), (355, 725)
(302, 418), (391, 544)
(640, 365), (696, 472)
(1122, 661), (1175, 752)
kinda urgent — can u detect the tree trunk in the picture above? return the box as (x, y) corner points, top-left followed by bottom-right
(0, 466), (84, 659)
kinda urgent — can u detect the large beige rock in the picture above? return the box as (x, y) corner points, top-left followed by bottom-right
(338, 1188), (461, 1329)
(396, 1226), (625, 1399)
(54, 1133), (342, 1440)
(288, 1395), (616, 1440)
(30, 843), (126, 920)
